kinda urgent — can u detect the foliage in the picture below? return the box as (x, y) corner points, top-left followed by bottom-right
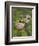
(12, 8), (32, 37)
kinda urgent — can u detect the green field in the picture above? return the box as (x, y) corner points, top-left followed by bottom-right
(12, 7), (32, 37)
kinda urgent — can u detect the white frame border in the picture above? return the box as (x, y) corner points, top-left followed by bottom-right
(9, 5), (36, 42)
